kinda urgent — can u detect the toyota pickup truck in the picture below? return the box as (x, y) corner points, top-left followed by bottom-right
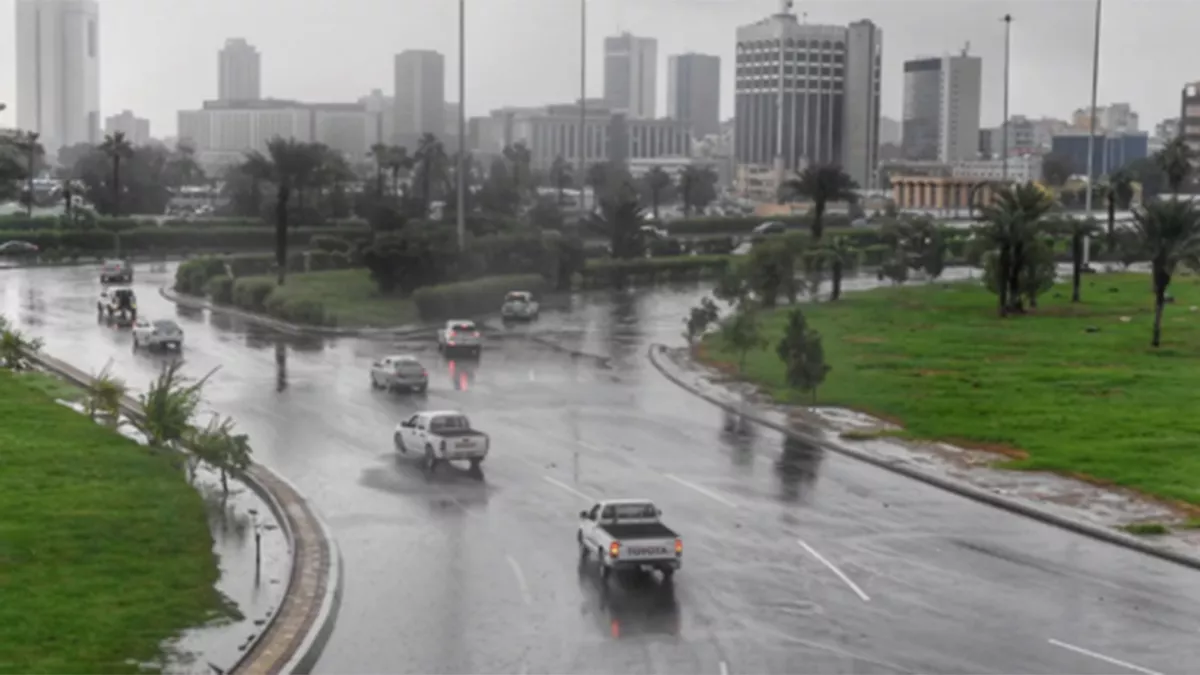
(577, 499), (682, 581)
(393, 410), (489, 472)
(437, 319), (482, 356)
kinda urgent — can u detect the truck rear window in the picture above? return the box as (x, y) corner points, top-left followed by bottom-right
(430, 416), (470, 432)
(603, 503), (657, 519)
(451, 322), (476, 332)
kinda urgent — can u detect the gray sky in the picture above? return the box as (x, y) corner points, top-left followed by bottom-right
(0, 0), (1190, 138)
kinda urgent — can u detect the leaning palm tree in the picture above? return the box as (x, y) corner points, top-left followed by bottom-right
(778, 165), (859, 242)
(1156, 137), (1194, 196)
(13, 131), (42, 216)
(641, 166), (673, 221)
(1131, 199), (1200, 347)
(1103, 169), (1135, 253)
(100, 132), (134, 216)
(976, 182), (1056, 316)
(135, 361), (216, 449)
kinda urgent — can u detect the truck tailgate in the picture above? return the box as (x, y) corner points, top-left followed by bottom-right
(618, 537), (677, 561)
(437, 432), (488, 457)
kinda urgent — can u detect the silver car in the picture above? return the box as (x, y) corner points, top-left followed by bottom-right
(370, 354), (429, 393)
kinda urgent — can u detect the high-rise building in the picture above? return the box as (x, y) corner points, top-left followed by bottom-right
(104, 110), (150, 145)
(393, 50), (445, 146)
(218, 38), (262, 102)
(1072, 103), (1139, 134)
(901, 48), (981, 163)
(733, 9), (882, 190)
(1180, 84), (1200, 164)
(15, 0), (101, 155)
(667, 53), (720, 137)
(604, 32), (657, 119)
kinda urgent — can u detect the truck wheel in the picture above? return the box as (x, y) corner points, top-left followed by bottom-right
(424, 446), (437, 472)
(469, 458), (483, 471)
(394, 433), (407, 453)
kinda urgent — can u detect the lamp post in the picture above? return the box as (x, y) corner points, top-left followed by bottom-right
(247, 508), (262, 582)
(1082, 0), (1103, 267)
(1001, 14), (1011, 182)
(456, 0), (467, 252)
(578, 0), (587, 223)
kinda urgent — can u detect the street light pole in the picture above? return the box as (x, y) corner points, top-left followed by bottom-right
(774, 0), (787, 187)
(456, 0), (467, 252)
(579, 0), (587, 223)
(1083, 0), (1103, 267)
(1002, 14), (1011, 182)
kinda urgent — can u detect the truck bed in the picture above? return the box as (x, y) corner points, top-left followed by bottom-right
(432, 428), (487, 438)
(600, 521), (677, 540)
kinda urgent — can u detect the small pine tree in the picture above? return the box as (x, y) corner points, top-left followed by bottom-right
(775, 308), (832, 403)
(721, 306), (767, 374)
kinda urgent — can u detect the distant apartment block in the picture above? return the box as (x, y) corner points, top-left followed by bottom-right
(393, 50), (445, 146)
(1072, 103), (1139, 134)
(15, 0), (101, 155)
(667, 53), (720, 137)
(104, 110), (150, 145)
(218, 38), (261, 102)
(902, 48), (981, 163)
(604, 32), (657, 119)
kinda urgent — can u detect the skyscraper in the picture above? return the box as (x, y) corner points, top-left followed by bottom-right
(15, 0), (101, 155)
(393, 50), (446, 146)
(667, 53), (720, 137)
(604, 33), (657, 119)
(734, 10), (882, 189)
(901, 48), (982, 162)
(218, 38), (262, 102)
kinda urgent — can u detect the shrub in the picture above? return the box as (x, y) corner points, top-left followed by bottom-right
(307, 250), (352, 272)
(232, 278), (277, 312)
(174, 257), (227, 295)
(274, 297), (330, 326)
(310, 235), (353, 254)
(227, 252), (305, 277)
(412, 274), (548, 320)
(579, 255), (730, 289)
(205, 276), (235, 304)
(0, 225), (373, 254)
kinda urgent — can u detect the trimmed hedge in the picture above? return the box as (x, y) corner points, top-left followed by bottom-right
(0, 225), (371, 254)
(667, 214), (854, 236)
(413, 274), (548, 320)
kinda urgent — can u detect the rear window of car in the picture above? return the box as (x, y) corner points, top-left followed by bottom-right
(451, 322), (476, 332)
(430, 415), (469, 432)
(395, 360), (423, 373)
(153, 320), (179, 332)
(505, 293), (529, 302)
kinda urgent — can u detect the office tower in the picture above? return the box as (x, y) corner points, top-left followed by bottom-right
(15, 0), (101, 154)
(734, 9), (883, 188)
(104, 110), (150, 145)
(393, 50), (446, 145)
(902, 47), (982, 162)
(604, 33), (657, 119)
(218, 38), (262, 102)
(667, 53), (720, 137)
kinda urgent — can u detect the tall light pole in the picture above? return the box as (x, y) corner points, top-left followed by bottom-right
(578, 0), (587, 223)
(774, 0), (789, 187)
(1083, 0), (1103, 267)
(456, 0), (467, 251)
(1001, 14), (1012, 182)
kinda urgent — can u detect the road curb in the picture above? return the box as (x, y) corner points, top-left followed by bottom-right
(646, 343), (1200, 574)
(159, 286), (434, 339)
(26, 350), (344, 674)
(478, 321), (612, 366)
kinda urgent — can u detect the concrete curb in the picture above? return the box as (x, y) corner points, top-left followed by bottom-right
(26, 350), (343, 674)
(646, 343), (1200, 574)
(159, 286), (434, 340)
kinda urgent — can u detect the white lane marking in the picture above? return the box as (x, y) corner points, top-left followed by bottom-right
(543, 475), (595, 502)
(506, 555), (531, 605)
(1047, 639), (1162, 675)
(664, 473), (738, 508)
(796, 539), (870, 602)
(718, 661), (729, 675)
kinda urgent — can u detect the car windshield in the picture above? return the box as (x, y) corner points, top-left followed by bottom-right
(505, 293), (528, 302)
(451, 322), (476, 332)
(430, 415), (469, 432)
(115, 290), (133, 299)
(153, 321), (179, 332)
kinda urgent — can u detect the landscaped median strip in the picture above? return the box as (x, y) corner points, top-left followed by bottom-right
(646, 343), (1200, 574)
(26, 350), (344, 675)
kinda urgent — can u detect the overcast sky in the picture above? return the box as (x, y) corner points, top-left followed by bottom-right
(0, 0), (1191, 137)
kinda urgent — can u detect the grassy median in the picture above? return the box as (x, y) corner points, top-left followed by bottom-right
(701, 273), (1200, 507)
(0, 369), (226, 672)
(258, 268), (419, 327)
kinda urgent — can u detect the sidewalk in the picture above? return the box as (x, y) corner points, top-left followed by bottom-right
(648, 343), (1200, 572)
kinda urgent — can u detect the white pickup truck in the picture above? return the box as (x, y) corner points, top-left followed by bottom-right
(577, 499), (682, 581)
(393, 410), (489, 472)
(437, 319), (482, 356)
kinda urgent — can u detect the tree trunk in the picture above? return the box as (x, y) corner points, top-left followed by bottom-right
(997, 246), (1010, 318)
(26, 150), (35, 217)
(1152, 264), (1169, 347)
(376, 166), (385, 197)
(112, 157), (122, 217)
(812, 201), (826, 241)
(1007, 241), (1025, 313)
(652, 193), (660, 220)
(557, 183), (563, 205)
(220, 469), (229, 495)
(1106, 195), (1116, 253)
(1071, 233), (1082, 303)
(831, 259), (843, 301)
(275, 184), (291, 285)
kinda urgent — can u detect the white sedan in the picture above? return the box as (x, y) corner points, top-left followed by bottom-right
(132, 318), (184, 350)
(500, 291), (539, 320)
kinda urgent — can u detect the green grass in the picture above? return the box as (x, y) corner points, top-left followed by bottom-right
(0, 369), (226, 673)
(702, 273), (1200, 508)
(16, 370), (85, 402)
(1122, 522), (1170, 536)
(259, 269), (418, 327)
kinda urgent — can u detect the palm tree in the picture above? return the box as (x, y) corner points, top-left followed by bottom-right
(136, 361), (215, 449)
(1048, 216), (1101, 303)
(189, 414), (252, 495)
(0, 316), (43, 370)
(778, 165), (859, 241)
(549, 156), (573, 205)
(239, 137), (322, 284)
(977, 182), (1056, 316)
(597, 187), (644, 260)
(84, 361), (128, 427)
(14, 131), (43, 216)
(502, 142), (533, 200)
(385, 145), (413, 197)
(822, 236), (856, 301)
(100, 132), (134, 216)
(587, 162), (611, 210)
(641, 166), (673, 220)
(1132, 199), (1200, 347)
(368, 143), (389, 197)
(1103, 169), (1135, 253)
(414, 133), (445, 210)
(1156, 137), (1194, 196)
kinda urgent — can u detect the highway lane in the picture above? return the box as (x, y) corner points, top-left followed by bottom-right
(3, 263), (1200, 674)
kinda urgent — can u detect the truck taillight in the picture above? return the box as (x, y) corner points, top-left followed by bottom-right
(609, 541), (620, 558)
(447, 330), (457, 338)
(675, 539), (683, 555)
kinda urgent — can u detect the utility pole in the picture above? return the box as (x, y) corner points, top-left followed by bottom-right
(579, 0), (588, 223)
(456, 0), (467, 251)
(1001, 14), (1012, 182)
(1083, 0), (1103, 267)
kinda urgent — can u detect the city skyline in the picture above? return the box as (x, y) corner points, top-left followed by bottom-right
(0, 0), (1191, 139)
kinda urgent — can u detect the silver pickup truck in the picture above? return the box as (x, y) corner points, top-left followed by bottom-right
(393, 410), (489, 472)
(577, 499), (682, 581)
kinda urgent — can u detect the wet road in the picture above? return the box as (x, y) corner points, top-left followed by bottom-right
(4, 263), (1200, 674)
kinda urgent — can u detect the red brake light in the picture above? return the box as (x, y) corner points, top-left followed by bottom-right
(448, 330), (457, 338)
(609, 541), (620, 558)
(675, 538), (683, 555)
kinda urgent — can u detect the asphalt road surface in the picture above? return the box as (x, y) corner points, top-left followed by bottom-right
(4, 262), (1200, 675)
